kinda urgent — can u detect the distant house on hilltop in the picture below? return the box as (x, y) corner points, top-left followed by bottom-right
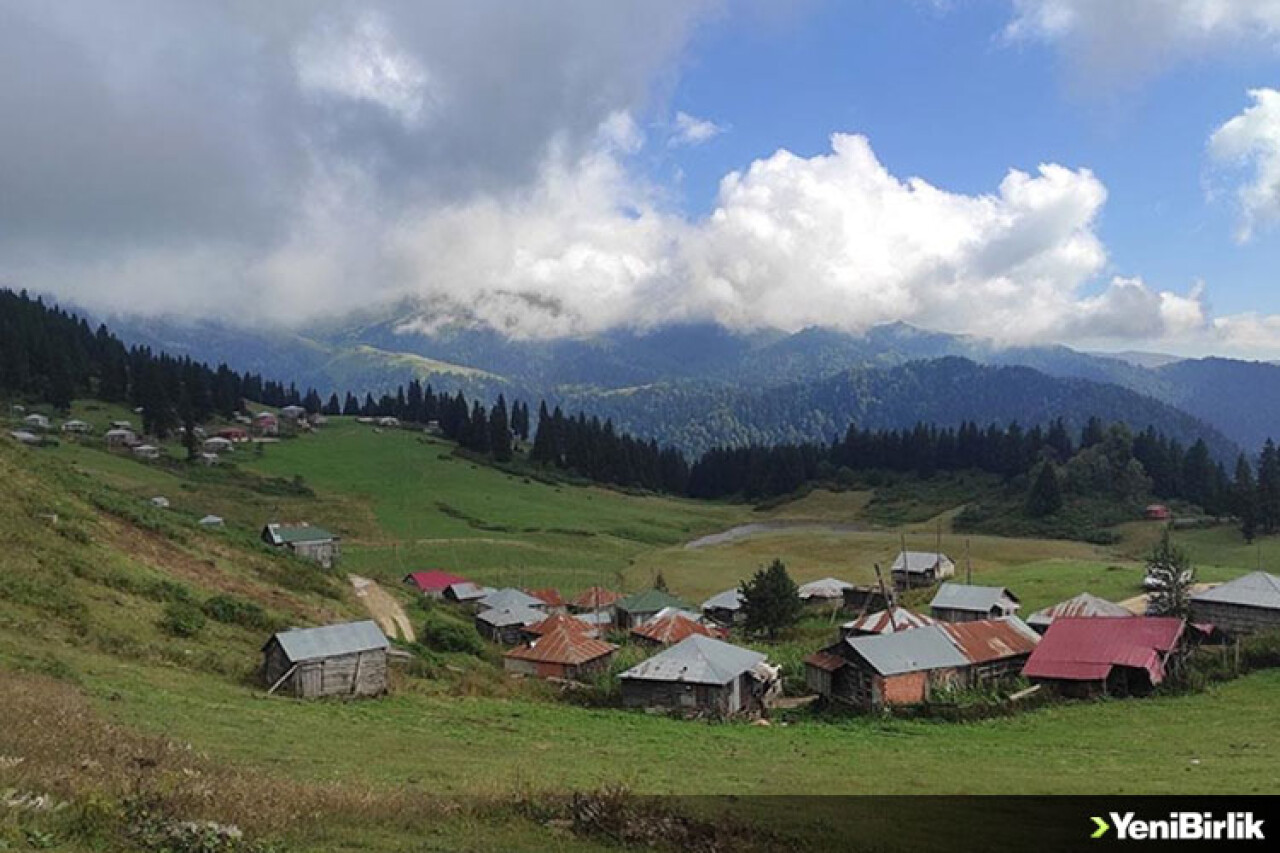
(280, 405), (307, 421)
(132, 444), (161, 460)
(261, 522), (340, 568)
(104, 428), (138, 448)
(60, 419), (90, 434)
(890, 551), (956, 590)
(22, 413), (50, 431)
(262, 620), (388, 699)
(253, 412), (279, 436)
(929, 583), (1020, 623)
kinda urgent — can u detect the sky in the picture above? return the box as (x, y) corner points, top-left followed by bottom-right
(2, 0), (1280, 357)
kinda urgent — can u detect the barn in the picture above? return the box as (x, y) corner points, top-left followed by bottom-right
(615, 589), (687, 631)
(261, 620), (389, 699)
(503, 627), (618, 681)
(890, 551), (956, 590)
(262, 522), (341, 568)
(618, 635), (778, 716)
(1189, 572), (1280, 637)
(1026, 592), (1133, 634)
(930, 583), (1020, 623)
(1023, 617), (1195, 697)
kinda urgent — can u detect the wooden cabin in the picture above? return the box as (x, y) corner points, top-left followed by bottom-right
(262, 522), (340, 568)
(1189, 572), (1280, 637)
(619, 635), (778, 716)
(929, 583), (1020, 623)
(890, 551), (956, 590)
(614, 589), (687, 631)
(261, 620), (389, 699)
(503, 627), (617, 681)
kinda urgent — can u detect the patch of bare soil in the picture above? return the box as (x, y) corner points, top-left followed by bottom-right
(349, 575), (415, 642)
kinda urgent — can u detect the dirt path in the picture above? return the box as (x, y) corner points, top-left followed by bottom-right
(349, 575), (415, 642)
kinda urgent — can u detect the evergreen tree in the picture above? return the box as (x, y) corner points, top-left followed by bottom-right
(1144, 528), (1194, 618)
(1025, 461), (1063, 518)
(739, 559), (802, 640)
(489, 395), (512, 462)
(1234, 454), (1258, 544)
(1259, 440), (1280, 535)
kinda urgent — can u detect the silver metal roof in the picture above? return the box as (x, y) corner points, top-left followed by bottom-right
(446, 581), (495, 600)
(619, 635), (766, 686)
(478, 587), (545, 611)
(1027, 592), (1132, 628)
(930, 582), (1019, 613)
(844, 625), (969, 676)
(1192, 572), (1280, 610)
(475, 605), (546, 628)
(797, 577), (854, 599)
(269, 620), (388, 663)
(701, 588), (744, 611)
(891, 551), (955, 574)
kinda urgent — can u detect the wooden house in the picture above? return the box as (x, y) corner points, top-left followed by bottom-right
(443, 581), (496, 605)
(280, 405), (307, 421)
(631, 611), (717, 647)
(202, 436), (234, 454)
(1023, 617), (1195, 697)
(569, 586), (622, 616)
(524, 588), (567, 613)
(474, 605), (546, 644)
(1144, 504), (1172, 521)
(1026, 592), (1132, 634)
(701, 588), (745, 626)
(403, 570), (468, 599)
(929, 583), (1020, 623)
(503, 627), (617, 681)
(1189, 572), (1280, 636)
(104, 428), (138, 448)
(797, 577), (853, 609)
(890, 551), (956, 590)
(262, 522), (340, 568)
(619, 635), (779, 716)
(614, 589), (687, 631)
(478, 588), (547, 613)
(261, 620), (389, 699)
(520, 612), (599, 641)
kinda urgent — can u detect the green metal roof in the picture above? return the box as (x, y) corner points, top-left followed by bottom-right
(616, 588), (686, 613)
(267, 523), (337, 544)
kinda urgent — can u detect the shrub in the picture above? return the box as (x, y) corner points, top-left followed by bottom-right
(144, 579), (195, 604)
(1241, 630), (1280, 670)
(160, 602), (207, 638)
(419, 610), (485, 655)
(202, 595), (272, 630)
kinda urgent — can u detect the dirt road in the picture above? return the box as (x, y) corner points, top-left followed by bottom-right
(349, 575), (416, 642)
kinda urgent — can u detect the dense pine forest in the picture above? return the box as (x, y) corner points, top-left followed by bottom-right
(4, 288), (1277, 537)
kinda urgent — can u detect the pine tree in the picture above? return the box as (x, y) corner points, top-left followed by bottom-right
(1234, 454), (1258, 544)
(1144, 528), (1194, 617)
(1025, 461), (1063, 518)
(1259, 440), (1280, 534)
(739, 559), (802, 640)
(489, 395), (512, 462)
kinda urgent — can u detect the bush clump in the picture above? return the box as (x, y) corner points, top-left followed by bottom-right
(160, 602), (207, 638)
(419, 610), (485, 655)
(202, 595), (272, 630)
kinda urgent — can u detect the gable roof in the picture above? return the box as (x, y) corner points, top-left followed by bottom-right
(939, 617), (1039, 664)
(1027, 593), (1133, 629)
(844, 625), (970, 676)
(479, 587), (546, 611)
(891, 551), (953, 575)
(264, 523), (337, 545)
(504, 627), (617, 666)
(1191, 572), (1280, 610)
(525, 587), (566, 608)
(475, 605), (546, 628)
(842, 607), (936, 635)
(1023, 617), (1187, 685)
(524, 612), (595, 637)
(570, 586), (622, 609)
(798, 577), (854, 600)
(404, 570), (467, 593)
(631, 612), (716, 645)
(616, 589), (686, 614)
(619, 635), (766, 686)
(445, 581), (495, 601)
(702, 588), (744, 611)
(930, 583), (1019, 613)
(267, 620), (387, 663)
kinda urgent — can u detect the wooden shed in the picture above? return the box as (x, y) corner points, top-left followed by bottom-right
(262, 522), (341, 568)
(475, 605), (546, 644)
(261, 620), (389, 699)
(618, 635), (778, 716)
(929, 583), (1020, 623)
(1189, 572), (1280, 637)
(890, 551), (956, 590)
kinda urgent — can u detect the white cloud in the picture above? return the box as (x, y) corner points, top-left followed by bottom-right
(1004, 1), (1280, 81)
(1209, 88), (1280, 242)
(669, 111), (724, 146)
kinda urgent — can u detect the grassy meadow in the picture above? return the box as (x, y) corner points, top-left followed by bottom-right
(3, 404), (1280, 850)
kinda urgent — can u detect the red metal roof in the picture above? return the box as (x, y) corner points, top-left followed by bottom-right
(844, 607), (936, 635)
(1022, 617), (1187, 684)
(525, 587), (566, 608)
(804, 650), (847, 672)
(631, 613), (717, 645)
(504, 627), (617, 666)
(404, 570), (467, 593)
(570, 586), (622, 609)
(939, 618), (1039, 664)
(524, 612), (594, 637)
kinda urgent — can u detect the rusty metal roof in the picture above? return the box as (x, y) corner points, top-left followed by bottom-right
(525, 612), (595, 637)
(842, 608), (936, 635)
(1022, 617), (1187, 684)
(618, 635), (766, 686)
(939, 617), (1039, 664)
(570, 586), (623, 609)
(631, 612), (716, 645)
(525, 587), (566, 608)
(504, 627), (617, 666)
(1192, 572), (1280, 610)
(1027, 592), (1133, 630)
(803, 650), (847, 672)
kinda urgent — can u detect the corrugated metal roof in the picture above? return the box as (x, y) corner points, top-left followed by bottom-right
(475, 605), (546, 628)
(842, 608), (936, 635)
(939, 617), (1039, 664)
(844, 625), (969, 676)
(268, 620), (388, 663)
(570, 586), (622, 609)
(574, 612), (613, 628)
(798, 577), (854, 600)
(478, 588), (546, 611)
(930, 582), (1019, 613)
(525, 587), (565, 608)
(264, 523), (337, 545)
(616, 589), (686, 614)
(1022, 617), (1187, 684)
(1027, 593), (1133, 629)
(618, 635), (766, 686)
(1192, 572), (1280, 610)
(504, 627), (617, 666)
(891, 551), (954, 575)
(525, 613), (595, 637)
(445, 582), (494, 601)
(631, 612), (716, 645)
(404, 570), (467, 592)
(701, 588), (744, 611)
(804, 650), (847, 672)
